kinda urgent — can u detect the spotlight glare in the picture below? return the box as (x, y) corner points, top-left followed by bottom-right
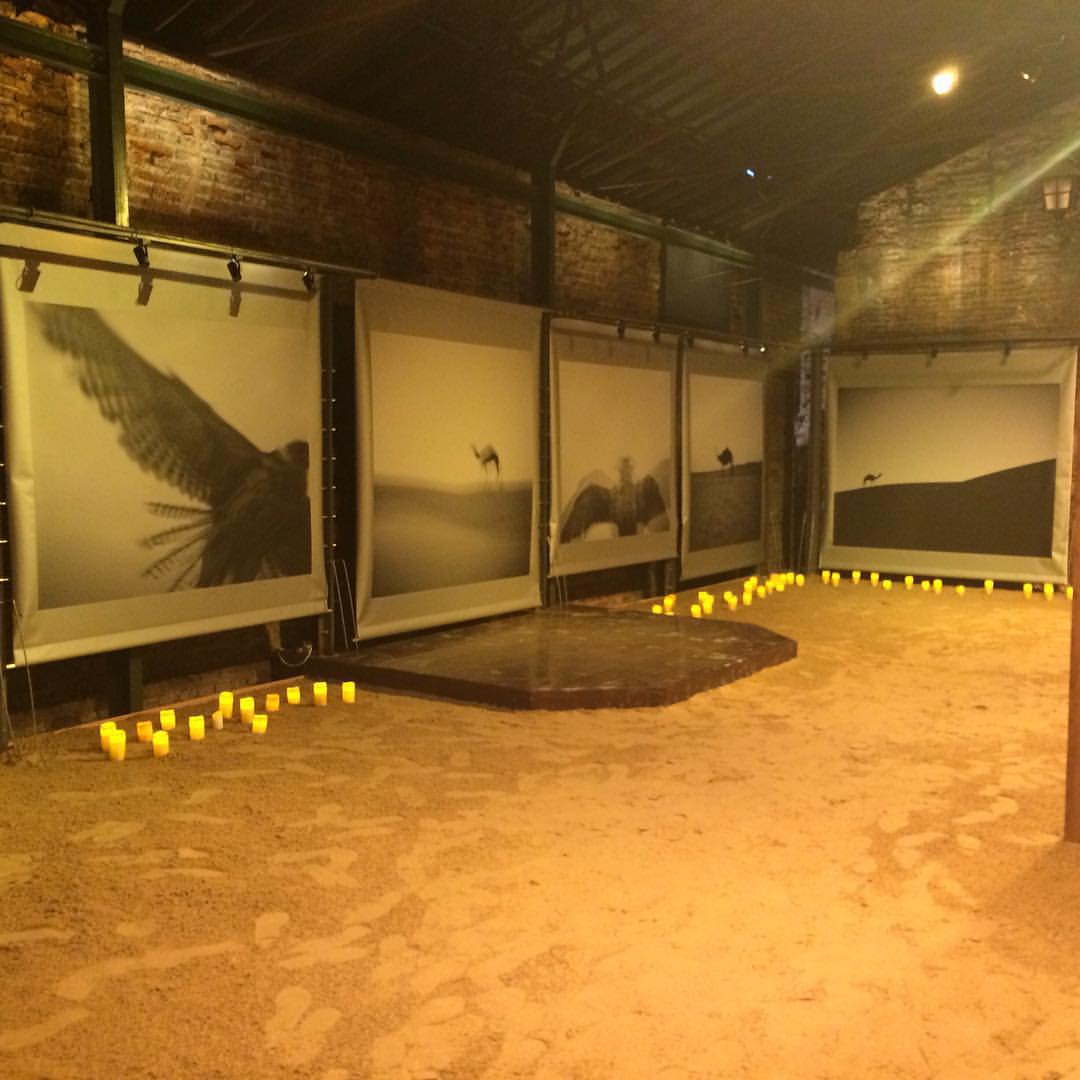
(745, 167), (756, 178)
(227, 254), (242, 282)
(931, 67), (958, 95)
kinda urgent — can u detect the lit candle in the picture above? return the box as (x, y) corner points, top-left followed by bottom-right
(99, 720), (116, 753)
(904, 575), (914, 590)
(1044, 583), (1054, 599)
(251, 713), (267, 735)
(921, 580), (931, 592)
(756, 585), (766, 599)
(1068, 586), (1075, 600)
(742, 592), (753, 606)
(239, 696), (255, 722)
(821, 570), (830, 584)
(188, 716), (205, 741)
(701, 595), (714, 615)
(108, 730), (126, 762)
(955, 584), (966, 596)
(786, 572), (795, 585)
(852, 570), (861, 584)
(831, 574), (839, 588)
(218, 691), (234, 720)
(342, 681), (356, 704)
(286, 685), (301, 705)
(869, 572), (878, 586)
(690, 603), (702, 618)
(775, 581), (786, 593)
(882, 579), (893, 591)
(795, 573), (805, 587)
(313, 682), (328, 706)
(1023, 583), (1033, 598)
(662, 594), (676, 612)
(726, 597), (738, 612)
(984, 579), (994, 594)
(136, 720), (153, 743)
(932, 579), (943, 594)
(152, 730), (169, 759)
(211, 710), (224, 731)
(265, 693), (280, 713)
(651, 603), (663, 614)
(159, 709), (176, 731)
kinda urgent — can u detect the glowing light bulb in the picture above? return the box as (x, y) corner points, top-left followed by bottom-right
(931, 67), (958, 95)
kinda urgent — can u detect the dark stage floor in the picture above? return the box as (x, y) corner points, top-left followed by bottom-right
(307, 606), (797, 709)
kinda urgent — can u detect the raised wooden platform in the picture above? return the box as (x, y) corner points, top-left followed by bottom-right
(306, 606), (796, 709)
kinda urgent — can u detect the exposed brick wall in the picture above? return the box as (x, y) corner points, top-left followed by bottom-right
(554, 212), (661, 321)
(835, 96), (1080, 343)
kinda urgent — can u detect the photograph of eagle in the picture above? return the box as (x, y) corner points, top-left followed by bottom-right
(34, 304), (312, 590)
(560, 456), (668, 542)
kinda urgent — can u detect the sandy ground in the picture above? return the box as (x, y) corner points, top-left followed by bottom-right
(2, 578), (1080, 1080)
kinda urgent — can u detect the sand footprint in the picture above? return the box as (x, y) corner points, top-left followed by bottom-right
(264, 985), (341, 1066)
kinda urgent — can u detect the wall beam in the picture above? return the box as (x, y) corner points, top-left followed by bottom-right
(86, 1), (129, 227)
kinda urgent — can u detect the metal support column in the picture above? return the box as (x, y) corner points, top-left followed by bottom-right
(804, 347), (827, 569)
(538, 312), (554, 606)
(86, 0), (129, 227)
(317, 281), (337, 655)
(1065, 347), (1080, 841)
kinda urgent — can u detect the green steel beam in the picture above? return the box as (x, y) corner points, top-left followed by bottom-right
(0, 16), (98, 74)
(87, 1), (130, 226)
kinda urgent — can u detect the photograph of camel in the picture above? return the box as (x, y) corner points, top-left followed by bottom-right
(369, 330), (535, 596)
(832, 383), (1060, 556)
(687, 372), (764, 551)
(556, 344), (673, 549)
(20, 301), (317, 609)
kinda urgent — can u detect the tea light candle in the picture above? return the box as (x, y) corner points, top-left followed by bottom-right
(795, 573), (805, 587)
(984, 579), (994, 594)
(701, 595), (715, 615)
(756, 585), (767, 599)
(265, 693), (280, 713)
(211, 710), (224, 731)
(1068, 586), (1075, 600)
(159, 709), (176, 731)
(342, 681), (357, 704)
(239, 696), (255, 721)
(775, 581), (786, 593)
(921, 580), (931, 592)
(742, 592), (753, 606)
(136, 720), (153, 743)
(218, 691), (234, 720)
(1044, 583), (1054, 599)
(831, 574), (840, 587)
(786, 571), (795, 585)
(1023, 583), (1033, 598)
(882, 579), (893, 591)
(286, 685), (301, 705)
(108, 730), (126, 762)
(932, 579), (943, 594)
(251, 713), (267, 735)
(852, 570), (861, 584)
(313, 681), (328, 706)
(904, 575), (914, 590)
(690, 603), (702, 618)
(662, 594), (676, 612)
(955, 584), (966, 596)
(726, 596), (738, 612)
(188, 715), (205, 741)
(99, 720), (117, 753)
(651, 603), (663, 614)
(152, 730), (169, 759)
(821, 570), (830, 584)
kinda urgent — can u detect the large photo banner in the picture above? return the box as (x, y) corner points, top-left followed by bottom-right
(822, 347), (1076, 582)
(549, 322), (677, 577)
(0, 223), (326, 664)
(681, 340), (765, 580)
(355, 279), (541, 639)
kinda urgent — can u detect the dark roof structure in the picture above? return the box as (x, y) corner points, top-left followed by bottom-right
(39, 2), (1080, 267)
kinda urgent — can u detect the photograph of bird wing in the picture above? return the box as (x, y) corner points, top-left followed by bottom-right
(560, 469), (668, 542)
(33, 303), (312, 589)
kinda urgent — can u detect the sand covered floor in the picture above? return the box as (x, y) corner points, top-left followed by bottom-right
(2, 580), (1080, 1079)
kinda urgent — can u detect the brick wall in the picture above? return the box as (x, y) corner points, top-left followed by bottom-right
(835, 96), (1080, 343)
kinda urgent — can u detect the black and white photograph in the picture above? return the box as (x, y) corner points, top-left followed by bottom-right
(369, 330), (535, 596)
(832, 383), (1059, 556)
(687, 372), (763, 552)
(556, 347), (673, 546)
(23, 301), (317, 608)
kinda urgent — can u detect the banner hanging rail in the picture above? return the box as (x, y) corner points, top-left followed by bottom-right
(0, 205), (376, 281)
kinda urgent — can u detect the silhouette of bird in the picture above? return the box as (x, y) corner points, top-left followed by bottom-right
(471, 442), (500, 477)
(717, 447), (734, 471)
(34, 304), (312, 589)
(560, 457), (667, 542)
(862, 472), (883, 485)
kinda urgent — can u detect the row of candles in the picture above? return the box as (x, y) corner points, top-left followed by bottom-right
(651, 571), (808, 616)
(819, 569), (1074, 599)
(97, 680), (357, 762)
